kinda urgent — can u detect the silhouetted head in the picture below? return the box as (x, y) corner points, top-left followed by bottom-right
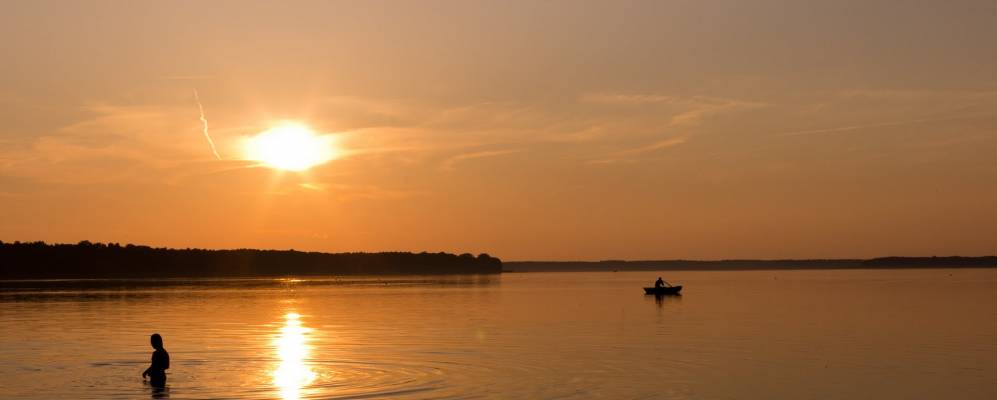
(150, 333), (164, 350)
(657, 277), (662, 280)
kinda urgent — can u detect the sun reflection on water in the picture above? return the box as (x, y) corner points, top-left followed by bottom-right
(273, 312), (316, 400)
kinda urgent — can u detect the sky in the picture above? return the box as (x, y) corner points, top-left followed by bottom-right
(1, 0), (995, 260)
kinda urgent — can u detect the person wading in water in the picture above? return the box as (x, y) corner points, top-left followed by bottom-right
(142, 333), (170, 388)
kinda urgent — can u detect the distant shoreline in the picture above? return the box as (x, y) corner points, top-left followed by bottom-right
(2, 240), (995, 279)
(503, 257), (997, 272)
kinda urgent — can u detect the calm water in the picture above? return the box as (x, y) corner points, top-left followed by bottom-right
(1, 269), (995, 399)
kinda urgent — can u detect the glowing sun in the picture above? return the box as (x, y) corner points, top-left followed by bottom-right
(244, 123), (337, 171)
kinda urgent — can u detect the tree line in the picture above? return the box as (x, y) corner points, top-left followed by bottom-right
(0, 241), (502, 279)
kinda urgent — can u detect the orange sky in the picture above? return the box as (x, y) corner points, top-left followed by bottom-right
(1, 1), (995, 260)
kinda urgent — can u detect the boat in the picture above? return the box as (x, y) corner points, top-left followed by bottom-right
(643, 286), (682, 295)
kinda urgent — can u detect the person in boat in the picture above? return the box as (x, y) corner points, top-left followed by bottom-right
(654, 277), (667, 288)
(142, 333), (170, 388)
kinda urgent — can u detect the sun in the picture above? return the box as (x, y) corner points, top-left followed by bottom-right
(244, 123), (337, 171)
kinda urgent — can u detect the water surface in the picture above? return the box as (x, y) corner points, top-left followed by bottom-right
(1, 270), (995, 399)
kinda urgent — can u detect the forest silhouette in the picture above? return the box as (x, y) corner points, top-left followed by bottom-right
(0, 241), (502, 279)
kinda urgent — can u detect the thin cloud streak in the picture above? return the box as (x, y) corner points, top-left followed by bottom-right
(441, 149), (521, 172)
(193, 89), (221, 160)
(778, 113), (995, 137)
(164, 75), (214, 81)
(612, 137), (688, 156)
(589, 137), (687, 165)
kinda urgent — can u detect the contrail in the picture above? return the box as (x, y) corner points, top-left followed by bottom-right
(193, 89), (221, 160)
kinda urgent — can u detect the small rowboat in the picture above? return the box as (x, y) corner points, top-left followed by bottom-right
(643, 286), (682, 295)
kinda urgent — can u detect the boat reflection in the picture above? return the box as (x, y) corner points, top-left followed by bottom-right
(273, 312), (316, 400)
(646, 293), (682, 308)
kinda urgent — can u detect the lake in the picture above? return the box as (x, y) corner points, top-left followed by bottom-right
(1, 269), (995, 399)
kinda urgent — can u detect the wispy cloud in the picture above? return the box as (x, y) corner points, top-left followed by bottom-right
(580, 93), (765, 109)
(298, 182), (326, 191)
(588, 137), (687, 164)
(163, 75), (214, 81)
(322, 183), (427, 201)
(580, 93), (766, 124)
(0, 101), (231, 185)
(613, 137), (688, 156)
(837, 88), (997, 100)
(777, 113), (995, 137)
(578, 93), (681, 104)
(441, 149), (521, 172)
(578, 93), (765, 164)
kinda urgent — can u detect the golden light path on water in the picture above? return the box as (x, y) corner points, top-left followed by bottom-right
(273, 312), (315, 400)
